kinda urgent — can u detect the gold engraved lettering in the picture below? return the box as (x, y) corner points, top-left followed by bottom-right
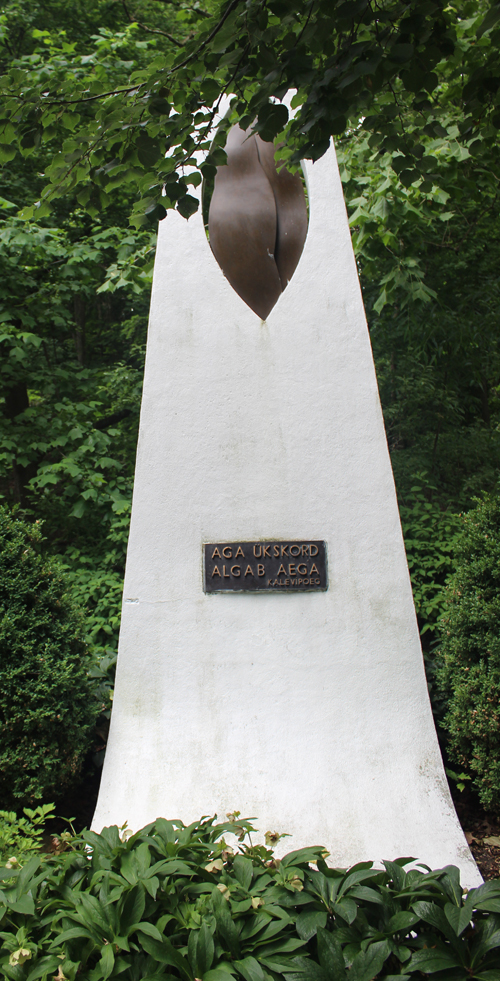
(303, 578), (309, 584)
(285, 579), (290, 585)
(302, 544), (309, 555)
(288, 564), (296, 576)
(212, 565), (221, 577)
(231, 565), (241, 577)
(289, 544), (300, 556)
(257, 564), (265, 576)
(262, 544), (271, 557)
(222, 546), (232, 558)
(235, 546), (245, 558)
(277, 563), (287, 576)
(310, 544), (319, 556)
(310, 563), (319, 575)
(268, 579), (273, 586)
(253, 545), (262, 557)
(211, 547), (221, 559)
(223, 565), (230, 578)
(297, 563), (307, 575)
(274, 544), (280, 557)
(244, 564), (254, 576)
(314, 578), (320, 584)
(298, 578), (303, 585)
(281, 545), (289, 556)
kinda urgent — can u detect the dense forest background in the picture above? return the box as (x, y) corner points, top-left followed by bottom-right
(1, 0), (500, 818)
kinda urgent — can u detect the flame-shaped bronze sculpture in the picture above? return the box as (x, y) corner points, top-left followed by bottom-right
(208, 126), (308, 320)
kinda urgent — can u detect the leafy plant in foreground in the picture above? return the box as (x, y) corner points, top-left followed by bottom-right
(1, 814), (500, 981)
(0, 806), (55, 868)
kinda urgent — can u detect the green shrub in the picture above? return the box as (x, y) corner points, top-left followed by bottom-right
(398, 475), (461, 643)
(0, 507), (99, 809)
(0, 804), (55, 867)
(435, 492), (500, 810)
(1, 814), (500, 981)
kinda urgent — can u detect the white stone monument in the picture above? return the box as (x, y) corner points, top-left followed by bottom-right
(93, 136), (480, 886)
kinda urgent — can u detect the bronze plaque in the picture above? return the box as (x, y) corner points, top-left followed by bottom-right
(204, 541), (327, 593)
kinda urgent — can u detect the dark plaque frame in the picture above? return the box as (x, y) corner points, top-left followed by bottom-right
(203, 541), (327, 593)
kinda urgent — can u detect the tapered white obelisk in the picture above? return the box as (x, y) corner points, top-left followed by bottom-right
(93, 141), (480, 886)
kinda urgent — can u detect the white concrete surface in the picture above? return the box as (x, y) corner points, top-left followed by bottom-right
(92, 142), (480, 886)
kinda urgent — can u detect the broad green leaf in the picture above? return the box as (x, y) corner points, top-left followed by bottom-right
(295, 911), (327, 941)
(133, 922), (164, 942)
(26, 957), (61, 981)
(49, 927), (94, 947)
(233, 856), (253, 892)
(407, 948), (462, 973)
(281, 848), (326, 868)
(332, 899), (357, 925)
(121, 886), (146, 931)
(99, 943), (115, 981)
(188, 922), (214, 976)
(203, 969), (237, 981)
(317, 928), (346, 980)
(386, 911), (420, 933)
(444, 895), (475, 936)
(382, 862), (407, 891)
(234, 957), (266, 981)
(412, 901), (453, 938)
(139, 935), (193, 979)
(349, 940), (391, 981)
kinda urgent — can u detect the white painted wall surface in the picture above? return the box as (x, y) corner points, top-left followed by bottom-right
(93, 143), (480, 886)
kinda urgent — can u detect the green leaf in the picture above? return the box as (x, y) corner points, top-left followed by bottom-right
(26, 958), (61, 981)
(295, 911), (327, 941)
(212, 887), (240, 958)
(477, 5), (500, 37)
(234, 957), (266, 981)
(444, 895), (475, 936)
(188, 922), (214, 976)
(133, 922), (164, 942)
(140, 935), (192, 979)
(317, 928), (346, 980)
(388, 43), (414, 63)
(176, 195), (199, 219)
(0, 144), (17, 163)
(382, 861), (407, 891)
(406, 948), (461, 973)
(233, 856), (253, 891)
(349, 940), (391, 981)
(256, 103), (289, 141)
(121, 886), (146, 931)
(282, 848), (327, 868)
(203, 969), (237, 981)
(99, 943), (115, 981)
(49, 927), (94, 947)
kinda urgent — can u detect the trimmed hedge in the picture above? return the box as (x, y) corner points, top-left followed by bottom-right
(435, 492), (500, 810)
(0, 507), (99, 808)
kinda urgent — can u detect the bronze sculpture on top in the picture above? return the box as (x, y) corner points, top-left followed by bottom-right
(208, 125), (308, 320)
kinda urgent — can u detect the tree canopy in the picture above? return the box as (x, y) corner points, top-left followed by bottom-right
(1, 0), (499, 237)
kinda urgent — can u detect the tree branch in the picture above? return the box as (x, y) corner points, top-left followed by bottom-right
(120, 0), (185, 46)
(171, 0), (243, 73)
